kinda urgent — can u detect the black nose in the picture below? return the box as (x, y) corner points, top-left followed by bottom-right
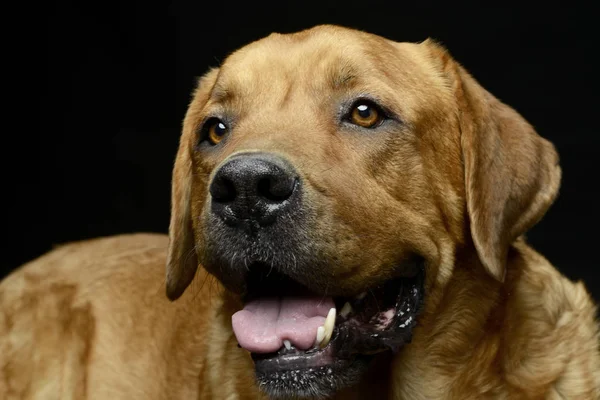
(209, 153), (299, 229)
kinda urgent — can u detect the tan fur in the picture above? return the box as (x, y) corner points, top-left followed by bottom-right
(1, 25), (599, 399)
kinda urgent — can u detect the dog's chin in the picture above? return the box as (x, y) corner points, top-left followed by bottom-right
(253, 353), (370, 399)
(233, 262), (425, 399)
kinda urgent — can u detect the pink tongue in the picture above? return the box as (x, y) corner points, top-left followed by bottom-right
(232, 296), (335, 353)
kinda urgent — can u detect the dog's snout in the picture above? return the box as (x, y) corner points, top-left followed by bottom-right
(210, 154), (299, 229)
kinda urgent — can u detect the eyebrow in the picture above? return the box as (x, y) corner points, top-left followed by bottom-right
(209, 84), (233, 103)
(329, 63), (359, 91)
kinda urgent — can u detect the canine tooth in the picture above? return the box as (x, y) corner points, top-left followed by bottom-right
(356, 292), (367, 300)
(340, 302), (352, 318)
(283, 340), (292, 350)
(324, 307), (336, 333)
(320, 308), (336, 348)
(315, 326), (325, 347)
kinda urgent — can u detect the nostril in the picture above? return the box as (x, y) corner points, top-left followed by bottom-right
(211, 177), (237, 203)
(257, 177), (297, 202)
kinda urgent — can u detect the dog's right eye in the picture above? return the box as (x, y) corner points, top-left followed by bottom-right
(201, 118), (229, 145)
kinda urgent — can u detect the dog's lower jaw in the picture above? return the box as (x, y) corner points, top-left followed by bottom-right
(255, 357), (371, 400)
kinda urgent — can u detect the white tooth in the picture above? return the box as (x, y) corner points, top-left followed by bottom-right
(340, 302), (352, 318)
(356, 292), (367, 300)
(283, 340), (292, 350)
(315, 326), (325, 347)
(320, 307), (336, 348)
(325, 307), (336, 332)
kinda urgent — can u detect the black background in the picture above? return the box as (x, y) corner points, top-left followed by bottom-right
(5, 2), (599, 300)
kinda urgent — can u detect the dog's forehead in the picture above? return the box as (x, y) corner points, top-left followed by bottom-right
(212, 26), (423, 100)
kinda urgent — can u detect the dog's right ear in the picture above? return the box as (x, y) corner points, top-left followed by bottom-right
(166, 69), (219, 301)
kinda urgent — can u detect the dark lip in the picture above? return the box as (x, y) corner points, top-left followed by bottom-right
(252, 345), (337, 373)
(249, 267), (425, 374)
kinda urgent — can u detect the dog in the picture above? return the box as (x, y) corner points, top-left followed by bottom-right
(1, 25), (599, 399)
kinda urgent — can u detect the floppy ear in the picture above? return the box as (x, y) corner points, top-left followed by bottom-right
(166, 69), (219, 300)
(428, 41), (562, 281)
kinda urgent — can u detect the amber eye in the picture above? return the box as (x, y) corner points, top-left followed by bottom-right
(205, 119), (228, 145)
(349, 102), (383, 128)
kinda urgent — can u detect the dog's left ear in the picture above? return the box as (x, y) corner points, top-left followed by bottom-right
(166, 69), (219, 300)
(425, 40), (561, 281)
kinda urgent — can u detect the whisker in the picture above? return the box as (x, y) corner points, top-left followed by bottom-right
(318, 281), (330, 307)
(191, 267), (213, 303)
(369, 289), (381, 312)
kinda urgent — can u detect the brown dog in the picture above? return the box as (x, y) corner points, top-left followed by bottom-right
(1, 25), (599, 399)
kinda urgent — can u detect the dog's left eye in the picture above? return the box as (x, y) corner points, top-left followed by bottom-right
(347, 101), (385, 129)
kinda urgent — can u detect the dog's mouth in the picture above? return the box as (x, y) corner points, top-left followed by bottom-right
(231, 263), (424, 398)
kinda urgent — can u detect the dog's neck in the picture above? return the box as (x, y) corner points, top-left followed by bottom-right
(397, 256), (508, 397)
(337, 240), (595, 399)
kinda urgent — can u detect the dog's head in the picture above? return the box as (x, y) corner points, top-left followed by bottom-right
(165, 25), (560, 398)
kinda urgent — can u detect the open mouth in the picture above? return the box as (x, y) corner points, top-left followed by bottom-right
(231, 262), (425, 398)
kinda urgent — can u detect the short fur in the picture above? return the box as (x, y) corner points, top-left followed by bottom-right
(1, 25), (599, 399)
